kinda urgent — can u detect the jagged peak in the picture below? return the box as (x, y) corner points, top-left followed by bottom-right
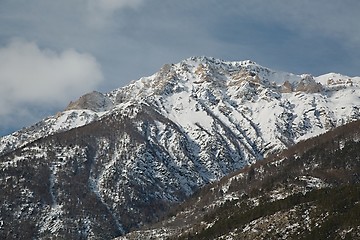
(110, 57), (359, 102)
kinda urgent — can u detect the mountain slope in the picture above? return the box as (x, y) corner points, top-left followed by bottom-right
(119, 120), (360, 239)
(0, 56), (360, 239)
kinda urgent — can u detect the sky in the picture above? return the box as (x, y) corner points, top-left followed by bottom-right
(0, 0), (360, 136)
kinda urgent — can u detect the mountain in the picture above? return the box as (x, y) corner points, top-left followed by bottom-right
(119, 120), (360, 239)
(2, 57), (359, 157)
(1, 56), (360, 239)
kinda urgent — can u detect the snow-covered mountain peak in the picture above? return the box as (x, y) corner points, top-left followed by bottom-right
(116, 57), (293, 97)
(1, 56), (359, 158)
(106, 57), (324, 105)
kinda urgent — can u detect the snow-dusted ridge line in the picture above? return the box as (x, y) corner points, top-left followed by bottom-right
(1, 56), (359, 157)
(0, 109), (103, 156)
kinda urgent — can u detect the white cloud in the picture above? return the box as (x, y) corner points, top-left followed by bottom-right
(0, 38), (103, 131)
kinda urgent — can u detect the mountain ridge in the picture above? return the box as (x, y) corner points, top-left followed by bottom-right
(1, 56), (359, 157)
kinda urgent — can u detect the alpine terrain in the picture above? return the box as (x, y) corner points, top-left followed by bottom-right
(119, 120), (360, 239)
(0, 56), (359, 239)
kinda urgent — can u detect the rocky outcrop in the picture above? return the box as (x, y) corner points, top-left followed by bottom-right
(280, 80), (293, 93)
(66, 91), (113, 112)
(295, 74), (323, 93)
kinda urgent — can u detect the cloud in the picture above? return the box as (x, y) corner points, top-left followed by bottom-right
(0, 38), (103, 133)
(86, 0), (146, 27)
(89, 0), (146, 12)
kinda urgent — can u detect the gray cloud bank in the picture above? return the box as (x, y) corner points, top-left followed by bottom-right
(0, 39), (103, 132)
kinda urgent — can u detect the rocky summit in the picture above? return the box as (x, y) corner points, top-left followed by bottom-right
(1, 56), (360, 239)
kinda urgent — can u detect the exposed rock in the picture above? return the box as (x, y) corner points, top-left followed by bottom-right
(66, 91), (113, 112)
(280, 80), (293, 93)
(295, 74), (323, 93)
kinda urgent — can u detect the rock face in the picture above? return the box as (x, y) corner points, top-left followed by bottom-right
(1, 56), (360, 239)
(294, 74), (323, 93)
(280, 80), (293, 93)
(66, 91), (113, 112)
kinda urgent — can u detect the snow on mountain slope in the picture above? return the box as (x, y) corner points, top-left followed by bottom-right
(106, 56), (359, 155)
(0, 110), (103, 155)
(119, 120), (360, 240)
(1, 56), (360, 239)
